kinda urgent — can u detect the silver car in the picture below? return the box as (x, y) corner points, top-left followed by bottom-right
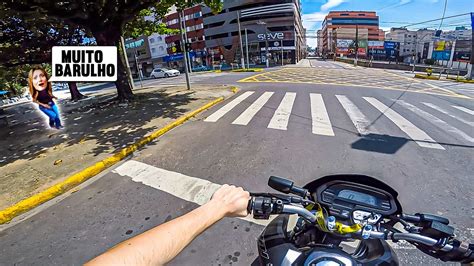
(150, 68), (180, 78)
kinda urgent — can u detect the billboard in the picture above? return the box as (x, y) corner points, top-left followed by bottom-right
(453, 40), (471, 62)
(368, 41), (384, 49)
(337, 39), (352, 48)
(432, 40), (453, 60)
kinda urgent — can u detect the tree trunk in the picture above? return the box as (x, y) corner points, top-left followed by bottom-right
(68, 82), (85, 101)
(93, 29), (134, 102)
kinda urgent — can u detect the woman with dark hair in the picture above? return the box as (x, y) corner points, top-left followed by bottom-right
(28, 67), (63, 129)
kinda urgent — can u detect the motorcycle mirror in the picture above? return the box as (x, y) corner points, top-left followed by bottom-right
(268, 176), (309, 198)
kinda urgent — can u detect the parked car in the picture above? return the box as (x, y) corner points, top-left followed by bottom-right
(150, 68), (180, 78)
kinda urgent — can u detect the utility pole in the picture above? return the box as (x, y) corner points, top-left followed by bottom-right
(181, 10), (192, 73)
(245, 28), (250, 69)
(237, 12), (246, 69)
(178, 10), (191, 90)
(281, 39), (284, 66)
(468, 12), (474, 79)
(120, 36), (135, 90)
(354, 24), (359, 66)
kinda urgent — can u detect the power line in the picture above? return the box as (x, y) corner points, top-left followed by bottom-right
(438, 0), (448, 29)
(401, 12), (470, 27)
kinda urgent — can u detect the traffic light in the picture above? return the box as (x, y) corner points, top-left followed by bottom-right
(185, 42), (192, 51)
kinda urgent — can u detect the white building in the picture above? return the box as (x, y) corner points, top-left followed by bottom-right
(386, 28), (436, 61)
(148, 33), (168, 64)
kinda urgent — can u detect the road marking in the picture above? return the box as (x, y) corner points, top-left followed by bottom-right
(113, 160), (271, 226)
(363, 97), (445, 150)
(204, 91), (254, 122)
(422, 102), (474, 126)
(396, 100), (474, 143)
(336, 95), (378, 135)
(310, 93), (335, 136)
(452, 105), (474, 116)
(232, 92), (274, 125)
(268, 92), (296, 130)
(114, 160), (412, 250)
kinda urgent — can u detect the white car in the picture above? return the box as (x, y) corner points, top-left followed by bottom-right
(150, 68), (180, 78)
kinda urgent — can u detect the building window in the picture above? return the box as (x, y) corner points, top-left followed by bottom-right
(157, 36), (162, 42)
(159, 46), (164, 51)
(150, 38), (155, 43)
(151, 48), (156, 53)
(195, 23), (203, 30)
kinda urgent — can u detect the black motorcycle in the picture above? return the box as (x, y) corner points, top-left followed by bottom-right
(247, 175), (473, 265)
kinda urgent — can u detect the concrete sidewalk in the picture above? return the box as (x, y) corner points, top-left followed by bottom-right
(0, 84), (234, 210)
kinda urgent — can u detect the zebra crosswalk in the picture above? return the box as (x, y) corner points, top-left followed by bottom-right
(204, 91), (474, 150)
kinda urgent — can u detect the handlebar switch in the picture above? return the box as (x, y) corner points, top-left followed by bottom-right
(421, 220), (455, 239)
(252, 197), (273, 220)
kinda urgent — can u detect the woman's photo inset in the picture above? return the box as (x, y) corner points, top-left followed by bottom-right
(28, 67), (63, 129)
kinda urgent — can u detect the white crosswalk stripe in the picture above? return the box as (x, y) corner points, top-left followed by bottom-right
(267, 92), (296, 131)
(204, 91), (254, 122)
(396, 100), (474, 143)
(452, 105), (474, 116)
(310, 93), (334, 136)
(363, 97), (445, 150)
(202, 91), (474, 150)
(336, 95), (378, 135)
(232, 92), (274, 125)
(422, 102), (474, 127)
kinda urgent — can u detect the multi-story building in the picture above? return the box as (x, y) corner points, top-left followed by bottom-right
(163, 5), (206, 70)
(201, 0), (306, 66)
(321, 11), (384, 56)
(317, 30), (323, 55)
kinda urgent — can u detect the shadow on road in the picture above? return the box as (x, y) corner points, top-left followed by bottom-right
(351, 133), (408, 154)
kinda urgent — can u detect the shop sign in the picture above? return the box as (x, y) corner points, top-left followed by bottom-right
(257, 32), (284, 40)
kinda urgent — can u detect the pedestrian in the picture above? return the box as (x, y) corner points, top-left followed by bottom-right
(28, 67), (63, 129)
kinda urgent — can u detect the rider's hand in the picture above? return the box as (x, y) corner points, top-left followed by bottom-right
(210, 184), (250, 218)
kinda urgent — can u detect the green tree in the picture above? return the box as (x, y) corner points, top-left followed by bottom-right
(5, 0), (222, 102)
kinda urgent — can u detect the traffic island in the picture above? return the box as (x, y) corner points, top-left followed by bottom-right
(0, 84), (238, 224)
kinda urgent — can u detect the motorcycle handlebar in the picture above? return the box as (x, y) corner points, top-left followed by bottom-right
(248, 196), (473, 262)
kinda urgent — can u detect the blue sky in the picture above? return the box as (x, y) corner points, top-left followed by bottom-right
(302, 0), (474, 47)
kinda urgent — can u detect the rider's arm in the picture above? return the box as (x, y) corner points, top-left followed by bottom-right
(85, 184), (250, 266)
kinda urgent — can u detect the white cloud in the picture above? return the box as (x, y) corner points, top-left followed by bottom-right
(378, 0), (412, 12)
(321, 0), (346, 11)
(302, 12), (328, 29)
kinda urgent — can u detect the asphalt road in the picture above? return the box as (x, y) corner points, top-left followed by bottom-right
(1, 59), (473, 265)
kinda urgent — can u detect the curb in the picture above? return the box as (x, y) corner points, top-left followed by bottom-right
(0, 90), (237, 224)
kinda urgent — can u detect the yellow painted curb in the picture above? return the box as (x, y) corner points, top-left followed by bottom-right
(0, 96), (226, 224)
(414, 74), (439, 80)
